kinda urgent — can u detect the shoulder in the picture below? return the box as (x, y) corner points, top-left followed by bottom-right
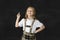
(20, 18), (25, 21)
(35, 19), (41, 22)
(35, 19), (43, 24)
(21, 18), (25, 20)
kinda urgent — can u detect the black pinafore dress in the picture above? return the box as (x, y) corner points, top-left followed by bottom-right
(21, 19), (36, 40)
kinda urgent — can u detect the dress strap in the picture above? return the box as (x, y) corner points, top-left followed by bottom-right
(24, 18), (35, 33)
(30, 19), (35, 33)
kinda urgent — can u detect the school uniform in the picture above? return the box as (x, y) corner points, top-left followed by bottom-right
(18, 18), (43, 40)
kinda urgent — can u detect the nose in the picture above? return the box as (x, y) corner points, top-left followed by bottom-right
(29, 11), (32, 13)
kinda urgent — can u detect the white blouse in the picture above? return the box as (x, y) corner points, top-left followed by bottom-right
(18, 18), (43, 33)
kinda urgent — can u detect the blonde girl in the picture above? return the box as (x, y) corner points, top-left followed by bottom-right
(15, 6), (45, 40)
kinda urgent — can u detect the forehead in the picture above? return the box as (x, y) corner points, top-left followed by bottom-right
(27, 7), (34, 10)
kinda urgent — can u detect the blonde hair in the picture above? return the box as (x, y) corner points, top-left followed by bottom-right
(25, 6), (36, 19)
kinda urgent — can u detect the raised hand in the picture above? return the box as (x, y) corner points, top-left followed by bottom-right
(15, 12), (21, 27)
(16, 12), (21, 19)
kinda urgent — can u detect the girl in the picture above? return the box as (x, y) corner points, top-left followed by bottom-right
(15, 6), (45, 40)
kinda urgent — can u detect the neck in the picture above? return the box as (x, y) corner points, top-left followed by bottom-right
(28, 16), (33, 19)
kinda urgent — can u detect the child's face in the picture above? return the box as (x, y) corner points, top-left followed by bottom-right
(26, 7), (35, 16)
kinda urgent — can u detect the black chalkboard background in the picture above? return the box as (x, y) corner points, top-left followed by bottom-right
(0, 0), (60, 40)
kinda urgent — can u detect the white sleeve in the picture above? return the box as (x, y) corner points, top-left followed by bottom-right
(18, 18), (24, 27)
(35, 20), (43, 28)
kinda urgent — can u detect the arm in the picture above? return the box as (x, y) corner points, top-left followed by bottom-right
(35, 25), (45, 33)
(15, 12), (21, 27)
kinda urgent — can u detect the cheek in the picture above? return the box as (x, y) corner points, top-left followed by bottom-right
(31, 12), (34, 15)
(26, 12), (30, 15)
